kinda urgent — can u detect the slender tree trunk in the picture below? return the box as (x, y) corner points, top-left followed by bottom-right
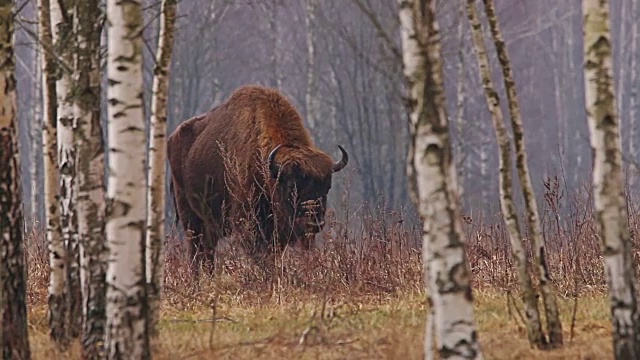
(582, 1), (640, 357)
(50, 0), (82, 339)
(30, 47), (42, 225)
(562, 6), (583, 187)
(146, 0), (177, 339)
(479, 132), (488, 205)
(327, 49), (344, 212)
(305, 0), (318, 134)
(73, 1), (107, 357)
(38, 0), (68, 348)
(105, 0), (150, 357)
(0, 2), (31, 357)
(267, 2), (281, 88)
(629, 0), (639, 188)
(482, 0), (564, 348)
(616, 0), (628, 122)
(398, 1), (483, 358)
(454, 2), (467, 200)
(466, 0), (547, 349)
(398, 3), (420, 210)
(549, 27), (567, 173)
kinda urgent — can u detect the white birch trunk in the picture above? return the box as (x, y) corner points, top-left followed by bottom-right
(73, 1), (107, 357)
(0, 2), (31, 357)
(38, 0), (68, 348)
(481, 0), (564, 348)
(583, 1), (640, 357)
(105, 0), (150, 357)
(398, 1), (483, 358)
(146, 0), (177, 338)
(30, 47), (42, 224)
(50, 0), (82, 339)
(466, 0), (547, 349)
(398, 0), (421, 209)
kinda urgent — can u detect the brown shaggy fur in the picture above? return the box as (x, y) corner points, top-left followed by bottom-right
(167, 85), (347, 276)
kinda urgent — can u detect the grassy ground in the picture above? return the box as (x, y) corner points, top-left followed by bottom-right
(27, 287), (612, 360)
(23, 188), (618, 359)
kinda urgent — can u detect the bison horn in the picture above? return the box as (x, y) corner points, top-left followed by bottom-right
(268, 144), (283, 178)
(332, 145), (348, 172)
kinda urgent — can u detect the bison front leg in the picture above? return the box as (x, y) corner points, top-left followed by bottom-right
(243, 239), (276, 280)
(241, 212), (279, 278)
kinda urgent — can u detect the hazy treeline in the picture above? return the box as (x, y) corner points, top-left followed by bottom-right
(13, 0), (639, 225)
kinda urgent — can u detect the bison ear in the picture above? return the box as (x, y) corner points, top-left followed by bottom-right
(332, 145), (348, 172)
(268, 144), (284, 178)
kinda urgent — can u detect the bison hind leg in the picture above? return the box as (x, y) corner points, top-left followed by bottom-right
(180, 217), (214, 280)
(188, 226), (220, 279)
(185, 228), (207, 280)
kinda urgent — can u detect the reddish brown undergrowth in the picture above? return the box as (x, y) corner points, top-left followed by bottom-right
(23, 176), (625, 311)
(21, 176), (629, 359)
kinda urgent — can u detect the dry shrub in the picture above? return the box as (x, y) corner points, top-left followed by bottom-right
(23, 171), (636, 311)
(158, 172), (614, 312)
(162, 202), (424, 311)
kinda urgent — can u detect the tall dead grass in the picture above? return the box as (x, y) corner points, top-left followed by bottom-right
(23, 173), (625, 312)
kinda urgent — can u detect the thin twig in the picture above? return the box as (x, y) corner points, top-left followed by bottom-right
(15, 17), (73, 74)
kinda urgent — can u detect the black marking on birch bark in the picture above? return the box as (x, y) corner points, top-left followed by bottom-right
(434, 263), (471, 295)
(539, 248), (551, 283)
(107, 98), (122, 107)
(113, 111), (126, 119)
(106, 199), (132, 218)
(123, 125), (144, 133)
(424, 143), (441, 166)
(603, 114), (615, 126)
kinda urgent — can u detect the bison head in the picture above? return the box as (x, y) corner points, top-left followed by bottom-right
(266, 144), (348, 245)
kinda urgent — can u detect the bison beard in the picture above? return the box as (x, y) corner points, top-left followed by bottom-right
(167, 85), (348, 277)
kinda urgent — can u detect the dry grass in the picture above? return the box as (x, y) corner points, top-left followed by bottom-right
(26, 288), (612, 359)
(22, 177), (625, 359)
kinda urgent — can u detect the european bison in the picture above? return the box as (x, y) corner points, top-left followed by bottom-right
(168, 85), (348, 276)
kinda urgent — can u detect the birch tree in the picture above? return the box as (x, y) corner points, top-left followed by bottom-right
(398, 0), (483, 358)
(583, 0), (640, 357)
(50, 0), (82, 338)
(466, 0), (547, 349)
(73, 0), (107, 357)
(0, 1), (31, 357)
(30, 48), (42, 224)
(146, 0), (177, 338)
(38, 0), (68, 348)
(481, 0), (563, 348)
(105, 0), (151, 357)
